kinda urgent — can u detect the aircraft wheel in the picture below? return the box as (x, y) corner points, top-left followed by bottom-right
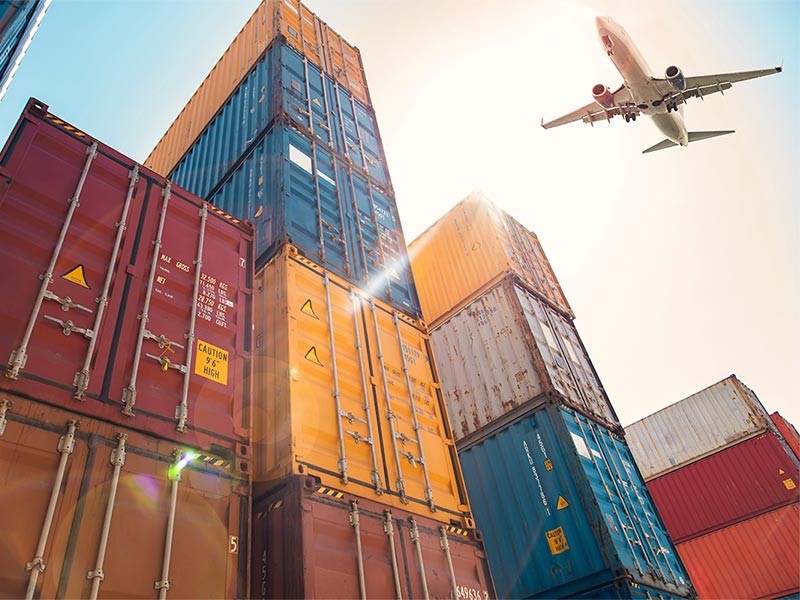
(624, 114), (630, 123)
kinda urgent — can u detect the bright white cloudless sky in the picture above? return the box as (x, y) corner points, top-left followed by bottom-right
(0, 0), (797, 428)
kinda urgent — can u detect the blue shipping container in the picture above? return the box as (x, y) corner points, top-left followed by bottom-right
(0, 0), (47, 93)
(458, 404), (694, 599)
(210, 121), (420, 317)
(168, 40), (390, 199)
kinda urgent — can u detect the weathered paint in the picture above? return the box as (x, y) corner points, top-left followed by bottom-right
(0, 393), (249, 599)
(146, 0), (370, 177)
(626, 375), (776, 481)
(431, 276), (617, 442)
(0, 100), (253, 453)
(647, 432), (800, 543)
(676, 503), (800, 600)
(252, 246), (470, 525)
(410, 192), (572, 327)
(251, 476), (495, 599)
(458, 404), (693, 599)
(772, 412), (800, 462)
(208, 121), (419, 318)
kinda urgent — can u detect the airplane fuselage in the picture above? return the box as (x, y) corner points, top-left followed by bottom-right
(596, 16), (689, 146)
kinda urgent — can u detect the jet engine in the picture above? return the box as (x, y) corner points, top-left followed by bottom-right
(665, 65), (686, 91)
(592, 84), (615, 109)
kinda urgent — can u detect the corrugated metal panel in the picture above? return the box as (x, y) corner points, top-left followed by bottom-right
(626, 375), (774, 481)
(0, 0), (47, 98)
(647, 432), (800, 543)
(430, 277), (616, 441)
(676, 503), (800, 600)
(146, 0), (370, 177)
(574, 582), (692, 599)
(409, 192), (572, 326)
(772, 412), (800, 462)
(457, 404), (693, 599)
(168, 41), (390, 198)
(251, 476), (495, 599)
(0, 100), (253, 453)
(205, 121), (419, 318)
(0, 393), (249, 599)
(252, 246), (471, 526)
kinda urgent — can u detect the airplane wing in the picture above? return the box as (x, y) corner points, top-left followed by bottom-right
(653, 66), (782, 105)
(541, 84), (634, 129)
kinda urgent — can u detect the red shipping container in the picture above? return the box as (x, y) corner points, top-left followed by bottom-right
(772, 412), (800, 462)
(0, 99), (253, 455)
(251, 475), (495, 599)
(676, 503), (800, 600)
(647, 432), (800, 543)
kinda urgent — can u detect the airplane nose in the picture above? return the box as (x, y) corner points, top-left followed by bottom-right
(595, 16), (607, 30)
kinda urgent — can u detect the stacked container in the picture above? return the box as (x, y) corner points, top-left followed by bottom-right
(626, 376), (800, 600)
(0, 100), (252, 598)
(146, 2), (495, 597)
(409, 192), (695, 599)
(0, 0), (50, 100)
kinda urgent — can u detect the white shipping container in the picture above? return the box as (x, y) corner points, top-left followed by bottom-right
(626, 375), (774, 481)
(430, 276), (617, 442)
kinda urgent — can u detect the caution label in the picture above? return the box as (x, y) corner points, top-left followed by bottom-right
(783, 478), (796, 490)
(544, 459), (553, 471)
(546, 526), (569, 555)
(62, 264), (90, 288)
(557, 496), (569, 510)
(195, 340), (228, 385)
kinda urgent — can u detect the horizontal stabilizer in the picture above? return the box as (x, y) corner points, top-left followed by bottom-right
(643, 130), (736, 154)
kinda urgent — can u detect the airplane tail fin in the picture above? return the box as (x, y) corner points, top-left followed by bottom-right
(643, 130), (735, 154)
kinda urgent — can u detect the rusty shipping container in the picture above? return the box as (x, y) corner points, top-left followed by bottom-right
(430, 275), (617, 443)
(0, 99), (253, 455)
(252, 246), (472, 526)
(646, 432), (800, 543)
(409, 192), (573, 327)
(772, 412), (800, 461)
(147, 0), (369, 178)
(251, 475), (494, 599)
(0, 392), (249, 599)
(625, 375), (778, 481)
(675, 503), (800, 600)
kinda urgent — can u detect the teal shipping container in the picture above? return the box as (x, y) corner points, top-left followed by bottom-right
(0, 0), (49, 100)
(167, 39), (390, 199)
(209, 121), (420, 318)
(458, 403), (694, 599)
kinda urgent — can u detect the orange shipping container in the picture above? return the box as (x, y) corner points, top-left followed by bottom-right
(409, 192), (573, 328)
(0, 393), (249, 599)
(146, 0), (369, 178)
(252, 246), (473, 527)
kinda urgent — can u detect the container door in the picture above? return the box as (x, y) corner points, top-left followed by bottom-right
(0, 119), (140, 404)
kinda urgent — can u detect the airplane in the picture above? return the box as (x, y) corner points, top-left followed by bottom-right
(541, 16), (782, 153)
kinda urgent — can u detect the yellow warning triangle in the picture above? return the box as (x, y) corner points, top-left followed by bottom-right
(557, 496), (569, 510)
(304, 346), (323, 366)
(300, 299), (319, 319)
(779, 469), (786, 475)
(61, 264), (90, 289)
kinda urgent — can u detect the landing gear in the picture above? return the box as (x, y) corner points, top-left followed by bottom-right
(624, 113), (637, 123)
(665, 102), (677, 113)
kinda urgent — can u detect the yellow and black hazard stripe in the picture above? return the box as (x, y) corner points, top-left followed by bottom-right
(45, 114), (87, 138)
(316, 486), (344, 499)
(193, 452), (232, 471)
(445, 525), (469, 537)
(207, 204), (241, 225)
(268, 499), (284, 513)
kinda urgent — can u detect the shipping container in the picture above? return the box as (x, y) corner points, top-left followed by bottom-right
(458, 403), (693, 600)
(169, 40), (390, 198)
(772, 412), (800, 461)
(646, 432), (800, 543)
(0, 0), (49, 101)
(0, 392), (249, 599)
(626, 375), (775, 481)
(252, 246), (471, 526)
(209, 121), (419, 318)
(251, 475), (494, 599)
(0, 99), (253, 454)
(409, 192), (572, 327)
(431, 276), (617, 442)
(146, 0), (369, 177)
(676, 503), (800, 600)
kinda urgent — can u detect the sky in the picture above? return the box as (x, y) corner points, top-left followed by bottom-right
(0, 0), (797, 429)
